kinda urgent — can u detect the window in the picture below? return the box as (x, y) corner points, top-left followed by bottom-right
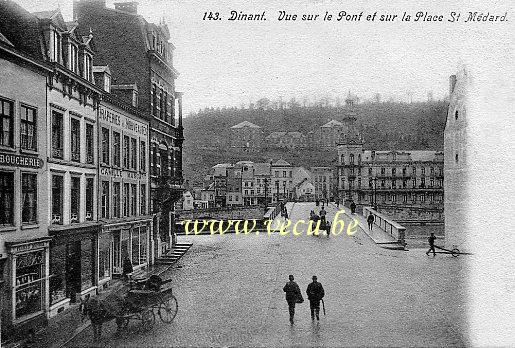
(84, 54), (92, 81)
(160, 148), (168, 176)
(0, 172), (14, 225)
(131, 184), (137, 215)
(430, 178), (434, 187)
(402, 167), (406, 176)
(131, 138), (137, 170)
(340, 155), (345, 164)
(455, 153), (459, 163)
(113, 182), (121, 218)
(123, 183), (130, 217)
(113, 132), (121, 167)
(51, 175), (63, 224)
(151, 84), (157, 116)
(421, 167), (426, 176)
(412, 166), (416, 175)
(101, 181), (110, 219)
(21, 173), (37, 224)
(421, 194), (426, 203)
(430, 167), (435, 176)
(282, 171), (286, 178)
(140, 141), (146, 172)
(160, 91), (166, 120)
(70, 118), (81, 162)
(52, 111), (63, 159)
(403, 194), (408, 203)
(392, 168), (396, 177)
(15, 250), (44, 319)
(140, 184), (146, 215)
(157, 89), (162, 119)
(70, 177), (80, 223)
(1, 99), (14, 147)
(86, 123), (94, 164)
(52, 30), (60, 62)
(123, 136), (130, 168)
(69, 44), (78, 73)
(358, 177), (361, 188)
(412, 179), (417, 188)
(421, 178), (425, 187)
(381, 179), (385, 188)
(381, 168), (385, 175)
(86, 178), (94, 221)
(101, 127), (110, 165)
(20, 105), (36, 150)
(166, 94), (172, 123)
(368, 168), (372, 175)
(132, 91), (138, 107)
(349, 154), (354, 164)
(455, 110), (458, 120)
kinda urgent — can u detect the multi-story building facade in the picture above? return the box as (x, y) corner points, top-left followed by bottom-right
(336, 113), (444, 209)
(226, 165), (243, 207)
(0, 6), (53, 336)
(271, 160), (293, 202)
(74, 0), (184, 257)
(311, 166), (334, 201)
(230, 121), (262, 149)
(30, 10), (105, 317)
(97, 89), (151, 284)
(253, 163), (271, 206)
(444, 70), (469, 251)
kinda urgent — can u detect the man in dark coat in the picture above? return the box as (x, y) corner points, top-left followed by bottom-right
(306, 275), (325, 320)
(426, 232), (437, 257)
(283, 274), (301, 324)
(367, 213), (375, 230)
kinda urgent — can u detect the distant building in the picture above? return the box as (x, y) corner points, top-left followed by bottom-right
(200, 183), (215, 208)
(230, 121), (263, 149)
(253, 162), (272, 205)
(444, 69), (469, 251)
(311, 167), (334, 201)
(181, 191), (194, 211)
(337, 113), (444, 209)
(320, 120), (344, 148)
(271, 160), (293, 202)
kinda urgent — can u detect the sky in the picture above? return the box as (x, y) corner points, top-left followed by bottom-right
(12, 0), (513, 115)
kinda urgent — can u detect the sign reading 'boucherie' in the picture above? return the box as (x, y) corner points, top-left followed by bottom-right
(0, 153), (43, 168)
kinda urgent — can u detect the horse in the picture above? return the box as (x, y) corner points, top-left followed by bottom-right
(80, 294), (128, 341)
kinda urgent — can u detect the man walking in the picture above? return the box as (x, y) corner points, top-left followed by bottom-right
(283, 275), (302, 324)
(319, 206), (327, 225)
(306, 275), (325, 321)
(426, 232), (437, 257)
(367, 212), (374, 230)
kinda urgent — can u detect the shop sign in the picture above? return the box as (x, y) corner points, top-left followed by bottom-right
(100, 106), (148, 136)
(101, 167), (145, 180)
(0, 153), (43, 168)
(9, 241), (48, 253)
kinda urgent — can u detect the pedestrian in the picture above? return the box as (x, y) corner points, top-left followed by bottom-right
(350, 201), (356, 214)
(283, 274), (302, 325)
(315, 199), (319, 207)
(306, 275), (325, 321)
(325, 221), (331, 237)
(367, 212), (374, 230)
(309, 210), (315, 221)
(122, 253), (133, 281)
(319, 206), (327, 225)
(426, 232), (437, 257)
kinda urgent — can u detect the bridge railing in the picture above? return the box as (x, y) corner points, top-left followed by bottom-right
(363, 206), (406, 245)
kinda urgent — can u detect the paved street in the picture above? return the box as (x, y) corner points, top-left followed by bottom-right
(66, 202), (468, 347)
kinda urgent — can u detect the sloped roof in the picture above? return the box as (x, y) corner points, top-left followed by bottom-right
(362, 150), (442, 162)
(0, 32), (13, 46)
(93, 65), (111, 74)
(321, 120), (343, 128)
(273, 159), (291, 166)
(253, 163), (271, 176)
(267, 132), (287, 139)
(231, 121), (260, 129)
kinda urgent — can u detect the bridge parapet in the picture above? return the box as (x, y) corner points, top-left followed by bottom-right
(363, 206), (406, 246)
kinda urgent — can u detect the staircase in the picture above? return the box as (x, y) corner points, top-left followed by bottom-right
(155, 243), (193, 265)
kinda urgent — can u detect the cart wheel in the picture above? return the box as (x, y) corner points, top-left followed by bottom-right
(451, 248), (460, 257)
(158, 295), (178, 323)
(141, 309), (155, 331)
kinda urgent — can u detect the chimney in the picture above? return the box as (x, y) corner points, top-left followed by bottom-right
(449, 75), (457, 95)
(114, 2), (138, 14)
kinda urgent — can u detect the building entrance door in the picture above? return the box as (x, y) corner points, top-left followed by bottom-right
(65, 241), (81, 302)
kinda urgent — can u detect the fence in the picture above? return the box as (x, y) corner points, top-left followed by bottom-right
(363, 206), (406, 245)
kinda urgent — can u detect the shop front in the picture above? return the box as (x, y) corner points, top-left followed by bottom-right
(48, 223), (100, 316)
(104, 220), (152, 280)
(1, 237), (51, 340)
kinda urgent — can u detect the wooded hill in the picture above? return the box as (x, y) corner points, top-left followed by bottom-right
(182, 100), (448, 186)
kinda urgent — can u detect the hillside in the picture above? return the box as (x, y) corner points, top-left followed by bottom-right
(182, 101), (448, 186)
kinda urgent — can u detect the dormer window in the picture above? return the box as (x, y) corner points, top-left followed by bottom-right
(104, 74), (111, 93)
(132, 90), (138, 107)
(69, 44), (78, 73)
(51, 30), (61, 63)
(84, 54), (92, 81)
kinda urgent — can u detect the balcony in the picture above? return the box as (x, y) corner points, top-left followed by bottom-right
(85, 211), (93, 221)
(70, 213), (79, 223)
(51, 214), (62, 225)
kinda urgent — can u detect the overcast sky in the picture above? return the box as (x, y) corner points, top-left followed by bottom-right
(13, 0), (512, 115)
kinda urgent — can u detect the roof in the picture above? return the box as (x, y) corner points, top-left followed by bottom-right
(273, 159), (291, 166)
(362, 150), (443, 162)
(231, 121), (260, 129)
(267, 132), (287, 139)
(93, 65), (111, 75)
(236, 160), (254, 165)
(0, 1), (45, 59)
(0, 32), (13, 46)
(253, 163), (271, 176)
(321, 120), (344, 128)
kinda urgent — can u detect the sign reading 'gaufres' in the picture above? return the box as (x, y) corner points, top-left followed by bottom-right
(0, 153), (43, 168)
(100, 106), (148, 136)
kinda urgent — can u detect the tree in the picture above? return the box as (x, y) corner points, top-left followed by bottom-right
(256, 97), (270, 110)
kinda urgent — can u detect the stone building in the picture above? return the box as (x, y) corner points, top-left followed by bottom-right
(0, 5), (53, 337)
(320, 120), (344, 148)
(230, 121), (262, 149)
(73, 0), (184, 257)
(337, 112), (444, 210)
(271, 160), (293, 202)
(444, 69), (469, 251)
(96, 87), (152, 285)
(311, 166), (334, 201)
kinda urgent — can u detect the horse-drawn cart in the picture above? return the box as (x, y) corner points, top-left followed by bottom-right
(82, 275), (178, 340)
